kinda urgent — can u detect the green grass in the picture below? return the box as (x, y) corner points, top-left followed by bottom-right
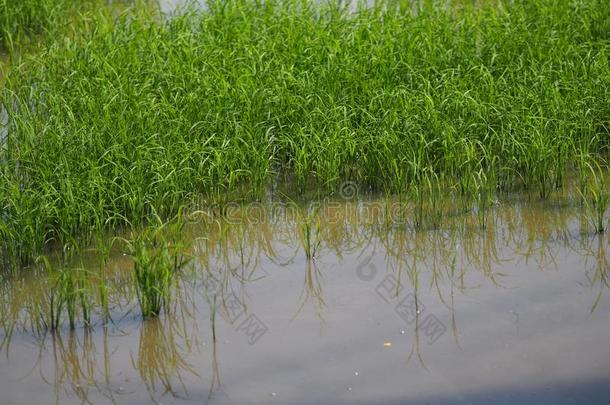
(36, 257), (94, 330)
(298, 207), (321, 260)
(0, 218), (189, 333)
(121, 213), (190, 318)
(1, 0), (61, 50)
(0, 0), (135, 52)
(0, 0), (97, 51)
(578, 157), (610, 233)
(1, 0), (610, 265)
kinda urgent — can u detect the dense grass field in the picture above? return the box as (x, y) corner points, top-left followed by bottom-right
(1, 0), (609, 266)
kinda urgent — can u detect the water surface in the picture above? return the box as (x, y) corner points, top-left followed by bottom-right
(1, 194), (609, 404)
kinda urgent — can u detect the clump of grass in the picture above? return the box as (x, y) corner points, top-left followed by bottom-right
(298, 205), (321, 260)
(37, 257), (93, 330)
(471, 169), (496, 230)
(94, 236), (113, 323)
(1, 0), (610, 264)
(577, 158), (609, 233)
(121, 213), (190, 318)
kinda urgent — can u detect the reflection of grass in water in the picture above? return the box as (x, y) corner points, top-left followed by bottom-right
(585, 233), (610, 313)
(1, 0), (610, 266)
(293, 259), (326, 320)
(25, 290), (200, 404)
(1, 192), (609, 343)
(133, 316), (198, 400)
(0, 194), (609, 395)
(1, 213), (231, 337)
(24, 239), (119, 332)
(47, 329), (97, 403)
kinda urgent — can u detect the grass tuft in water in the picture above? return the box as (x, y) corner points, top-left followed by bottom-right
(578, 158), (609, 233)
(121, 213), (190, 318)
(471, 170), (496, 230)
(299, 210), (321, 260)
(37, 256), (93, 330)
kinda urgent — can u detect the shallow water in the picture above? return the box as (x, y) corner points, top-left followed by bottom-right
(1, 194), (610, 404)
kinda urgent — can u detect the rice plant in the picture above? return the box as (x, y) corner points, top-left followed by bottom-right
(410, 172), (448, 231)
(0, 0), (609, 264)
(121, 214), (190, 318)
(36, 256), (93, 330)
(299, 205), (321, 260)
(94, 236), (113, 323)
(471, 169), (496, 230)
(577, 158), (609, 233)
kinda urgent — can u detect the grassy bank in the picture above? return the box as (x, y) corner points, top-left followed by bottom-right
(1, 0), (609, 266)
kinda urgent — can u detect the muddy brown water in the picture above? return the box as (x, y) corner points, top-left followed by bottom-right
(1, 195), (610, 405)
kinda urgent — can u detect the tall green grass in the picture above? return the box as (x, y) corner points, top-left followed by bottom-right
(1, 0), (62, 50)
(578, 157), (610, 233)
(1, 0), (609, 265)
(36, 257), (96, 330)
(0, 0), (103, 51)
(121, 213), (190, 318)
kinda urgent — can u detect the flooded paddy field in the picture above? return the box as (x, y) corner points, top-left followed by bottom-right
(1, 192), (609, 404)
(1, 1), (610, 404)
